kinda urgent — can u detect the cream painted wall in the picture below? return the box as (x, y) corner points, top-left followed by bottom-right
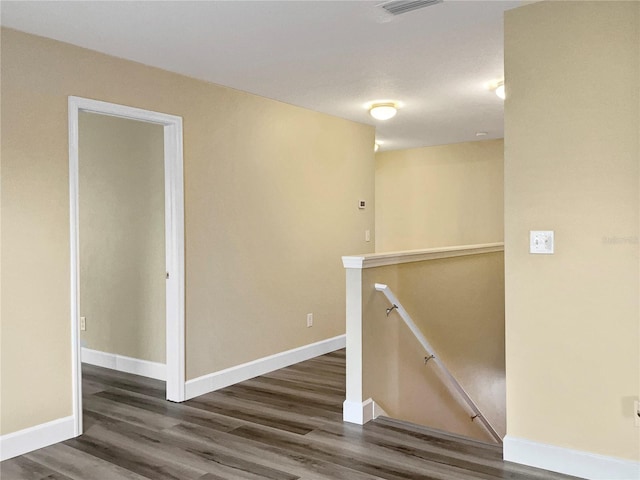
(375, 139), (503, 252)
(505, 1), (639, 461)
(79, 113), (165, 363)
(0, 28), (374, 435)
(361, 252), (505, 442)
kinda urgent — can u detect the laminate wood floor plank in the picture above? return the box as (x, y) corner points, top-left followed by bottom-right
(230, 379), (345, 411)
(266, 363), (344, 384)
(259, 364), (345, 391)
(252, 373), (345, 397)
(65, 432), (208, 480)
(79, 412), (297, 480)
(361, 420), (503, 460)
(82, 393), (184, 432)
(305, 422), (544, 480)
(357, 420), (570, 480)
(24, 443), (150, 480)
(373, 417), (503, 456)
(0, 455), (73, 480)
(82, 366), (165, 400)
(368, 420), (581, 480)
(244, 372), (344, 393)
(228, 423), (499, 480)
(93, 388), (246, 433)
(1, 349), (585, 480)
(214, 383), (343, 417)
(82, 364), (164, 391)
(81, 377), (108, 397)
(163, 420), (386, 480)
(183, 395), (324, 435)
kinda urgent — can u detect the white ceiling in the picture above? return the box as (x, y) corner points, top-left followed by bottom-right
(0, 0), (527, 151)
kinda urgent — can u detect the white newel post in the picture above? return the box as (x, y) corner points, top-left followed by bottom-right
(343, 266), (365, 424)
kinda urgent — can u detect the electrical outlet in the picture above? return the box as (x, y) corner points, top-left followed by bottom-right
(80, 316), (86, 331)
(306, 313), (313, 328)
(635, 400), (640, 427)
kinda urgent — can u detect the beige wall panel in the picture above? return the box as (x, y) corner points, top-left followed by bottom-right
(0, 28), (374, 435)
(504, 1), (639, 460)
(79, 113), (165, 363)
(361, 252), (505, 441)
(375, 139), (503, 252)
(1, 51), (73, 434)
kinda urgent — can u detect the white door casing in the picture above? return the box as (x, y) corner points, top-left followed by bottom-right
(68, 96), (186, 436)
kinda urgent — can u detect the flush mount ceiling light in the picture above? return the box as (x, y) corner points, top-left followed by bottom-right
(369, 102), (398, 120)
(487, 79), (506, 100)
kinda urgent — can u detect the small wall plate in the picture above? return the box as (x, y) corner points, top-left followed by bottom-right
(530, 231), (554, 254)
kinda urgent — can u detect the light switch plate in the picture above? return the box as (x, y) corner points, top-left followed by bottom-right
(530, 230), (554, 254)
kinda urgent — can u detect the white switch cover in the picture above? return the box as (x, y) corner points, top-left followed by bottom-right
(530, 231), (554, 254)
(306, 313), (313, 328)
(365, 230), (371, 242)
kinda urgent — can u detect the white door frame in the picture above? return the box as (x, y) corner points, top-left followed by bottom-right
(68, 96), (186, 436)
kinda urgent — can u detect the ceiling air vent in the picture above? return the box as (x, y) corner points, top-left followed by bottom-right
(379, 0), (443, 16)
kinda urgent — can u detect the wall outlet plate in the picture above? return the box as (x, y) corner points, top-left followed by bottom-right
(635, 400), (640, 427)
(530, 230), (554, 254)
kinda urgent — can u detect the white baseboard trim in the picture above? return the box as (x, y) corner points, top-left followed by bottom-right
(82, 347), (166, 381)
(504, 435), (640, 480)
(185, 334), (346, 400)
(0, 415), (75, 461)
(343, 398), (388, 425)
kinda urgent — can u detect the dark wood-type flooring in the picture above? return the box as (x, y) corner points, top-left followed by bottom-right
(1, 349), (582, 479)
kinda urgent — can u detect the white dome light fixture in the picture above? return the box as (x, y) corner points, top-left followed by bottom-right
(369, 102), (398, 120)
(486, 79), (506, 100)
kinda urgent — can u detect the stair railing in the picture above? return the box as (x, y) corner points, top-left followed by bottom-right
(375, 282), (502, 444)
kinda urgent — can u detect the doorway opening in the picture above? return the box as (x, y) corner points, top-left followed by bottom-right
(68, 97), (185, 437)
